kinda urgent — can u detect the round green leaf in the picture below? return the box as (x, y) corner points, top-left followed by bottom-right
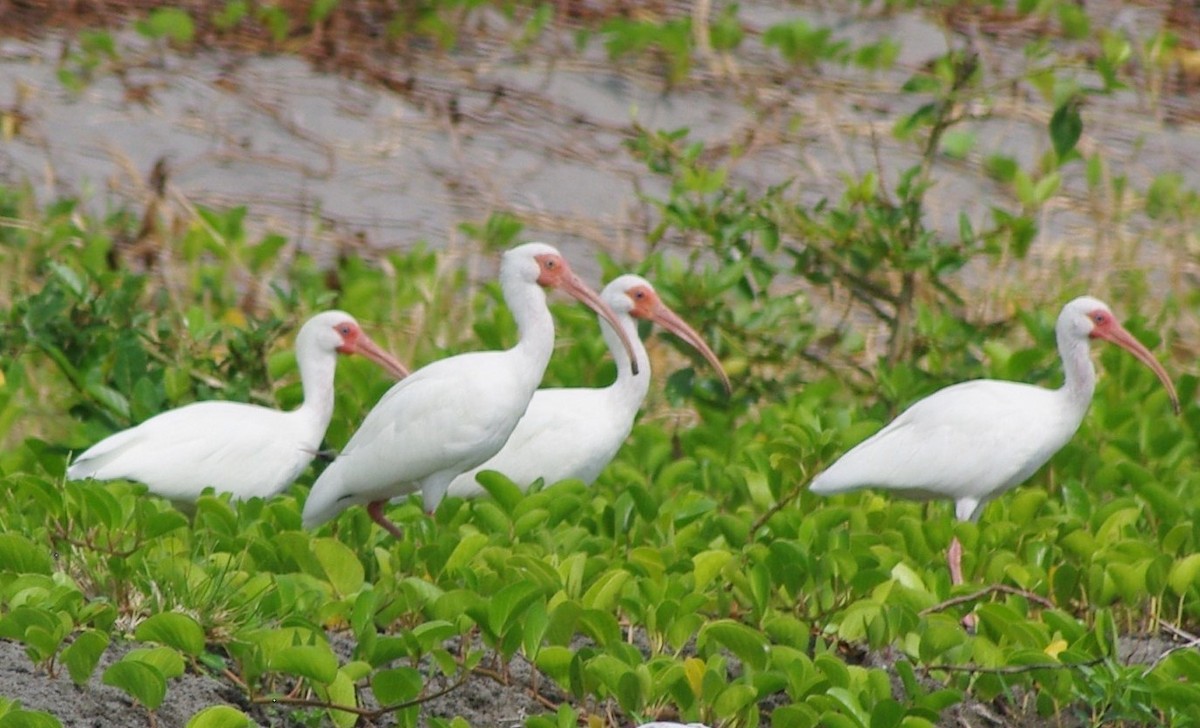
(473, 470), (524, 513)
(186, 706), (253, 728)
(534, 646), (573, 684)
(103, 659), (167, 710)
(1168, 553), (1200, 597)
(712, 683), (758, 719)
(442, 532), (488, 574)
(134, 612), (205, 656)
(770, 704), (819, 728)
(145, 510), (189, 539)
(269, 644), (339, 685)
(869, 698), (905, 728)
(700, 619), (770, 671)
(311, 538), (365, 597)
(615, 670), (644, 714)
(581, 570), (630, 612)
(0, 534), (53, 575)
(692, 549), (733, 591)
(62, 629), (109, 685)
(1152, 682), (1200, 713)
(486, 581), (544, 637)
(0, 709), (62, 728)
(918, 617), (966, 662)
(126, 646), (186, 680)
(315, 668), (358, 728)
(371, 667), (422, 706)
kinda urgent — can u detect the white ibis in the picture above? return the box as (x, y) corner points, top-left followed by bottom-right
(300, 243), (639, 538)
(810, 296), (1179, 586)
(67, 311), (409, 504)
(446, 274), (729, 499)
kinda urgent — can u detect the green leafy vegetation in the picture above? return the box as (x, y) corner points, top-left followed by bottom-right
(3, 1), (1200, 726)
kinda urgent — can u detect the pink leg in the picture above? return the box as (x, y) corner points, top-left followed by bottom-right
(947, 536), (977, 630)
(948, 535), (965, 585)
(367, 500), (405, 540)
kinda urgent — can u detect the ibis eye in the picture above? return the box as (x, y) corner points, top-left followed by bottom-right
(338, 325), (353, 335)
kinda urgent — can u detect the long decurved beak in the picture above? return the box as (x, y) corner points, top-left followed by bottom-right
(1094, 323), (1179, 414)
(352, 334), (410, 380)
(558, 273), (640, 376)
(645, 301), (731, 395)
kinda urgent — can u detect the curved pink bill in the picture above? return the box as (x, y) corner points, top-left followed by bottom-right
(351, 334), (410, 380)
(643, 301), (731, 395)
(1094, 322), (1179, 414)
(556, 272), (640, 377)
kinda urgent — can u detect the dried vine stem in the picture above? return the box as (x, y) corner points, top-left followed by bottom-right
(920, 584), (1055, 615)
(750, 479), (811, 535)
(251, 672), (469, 719)
(50, 519), (145, 559)
(1143, 620), (1200, 676)
(921, 654), (1105, 676)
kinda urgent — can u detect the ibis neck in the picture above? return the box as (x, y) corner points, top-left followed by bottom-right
(601, 315), (650, 411)
(505, 278), (555, 389)
(1057, 329), (1097, 414)
(295, 346), (338, 432)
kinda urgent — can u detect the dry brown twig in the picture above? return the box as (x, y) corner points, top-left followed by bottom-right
(1143, 620), (1200, 676)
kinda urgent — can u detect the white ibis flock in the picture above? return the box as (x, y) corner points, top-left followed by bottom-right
(67, 250), (1182, 602)
(67, 311), (407, 504)
(811, 296), (1179, 586)
(300, 242), (639, 537)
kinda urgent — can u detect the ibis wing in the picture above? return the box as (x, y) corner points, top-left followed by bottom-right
(68, 402), (314, 501)
(811, 380), (1078, 503)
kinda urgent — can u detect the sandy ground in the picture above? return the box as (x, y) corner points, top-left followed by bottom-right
(0, 631), (1186, 726)
(0, 638), (241, 726)
(0, 635), (557, 727)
